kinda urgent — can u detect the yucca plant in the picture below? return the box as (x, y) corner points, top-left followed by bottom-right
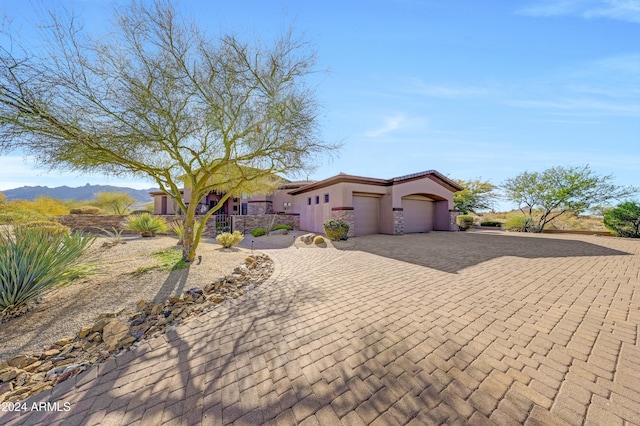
(126, 213), (167, 237)
(216, 231), (244, 248)
(0, 226), (94, 316)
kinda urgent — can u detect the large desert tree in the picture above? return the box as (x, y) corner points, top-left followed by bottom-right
(453, 178), (498, 214)
(0, 1), (334, 261)
(502, 165), (637, 232)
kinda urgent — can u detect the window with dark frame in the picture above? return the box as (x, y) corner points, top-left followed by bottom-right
(315, 196), (320, 204)
(324, 194), (329, 203)
(308, 197), (311, 205)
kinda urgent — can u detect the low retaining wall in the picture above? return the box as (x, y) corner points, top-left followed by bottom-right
(57, 213), (300, 236)
(231, 214), (299, 234)
(57, 214), (182, 234)
(56, 215), (133, 234)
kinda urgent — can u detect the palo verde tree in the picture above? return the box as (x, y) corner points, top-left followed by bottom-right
(453, 178), (498, 214)
(92, 192), (136, 215)
(502, 165), (637, 233)
(0, 1), (335, 261)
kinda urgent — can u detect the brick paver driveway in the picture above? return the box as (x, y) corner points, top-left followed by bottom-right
(3, 231), (639, 425)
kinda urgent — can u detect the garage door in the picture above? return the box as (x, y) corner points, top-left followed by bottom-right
(402, 197), (434, 233)
(353, 195), (379, 236)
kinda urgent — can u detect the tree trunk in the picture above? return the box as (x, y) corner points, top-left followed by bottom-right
(181, 202), (197, 262)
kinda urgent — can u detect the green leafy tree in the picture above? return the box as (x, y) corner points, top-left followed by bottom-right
(604, 201), (640, 238)
(454, 179), (498, 214)
(502, 165), (637, 233)
(92, 192), (136, 214)
(0, 1), (335, 261)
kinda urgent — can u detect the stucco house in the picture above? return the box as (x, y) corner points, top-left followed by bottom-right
(151, 170), (463, 237)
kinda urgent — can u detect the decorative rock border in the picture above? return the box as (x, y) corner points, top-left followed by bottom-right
(0, 254), (273, 403)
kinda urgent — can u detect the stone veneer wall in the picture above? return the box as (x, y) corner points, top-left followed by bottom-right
(392, 208), (404, 235)
(449, 210), (461, 231)
(331, 208), (355, 237)
(57, 214), (183, 234)
(57, 214), (132, 233)
(247, 201), (274, 215)
(231, 214), (299, 234)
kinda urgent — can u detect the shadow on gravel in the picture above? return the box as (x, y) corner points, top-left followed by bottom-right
(152, 267), (191, 303)
(335, 231), (631, 273)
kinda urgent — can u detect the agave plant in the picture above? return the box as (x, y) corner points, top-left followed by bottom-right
(0, 226), (94, 315)
(126, 213), (167, 237)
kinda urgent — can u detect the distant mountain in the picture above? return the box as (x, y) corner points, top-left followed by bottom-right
(1, 184), (158, 203)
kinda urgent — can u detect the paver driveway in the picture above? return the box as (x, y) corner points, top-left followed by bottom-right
(2, 231), (639, 425)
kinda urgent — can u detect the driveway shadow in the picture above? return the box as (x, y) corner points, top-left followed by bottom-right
(335, 231), (630, 273)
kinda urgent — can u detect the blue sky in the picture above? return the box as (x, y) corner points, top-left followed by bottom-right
(1, 0), (639, 209)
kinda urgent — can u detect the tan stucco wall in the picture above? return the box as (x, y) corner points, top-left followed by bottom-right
(391, 178), (454, 209)
(291, 182), (389, 233)
(290, 176), (455, 235)
(270, 190), (295, 214)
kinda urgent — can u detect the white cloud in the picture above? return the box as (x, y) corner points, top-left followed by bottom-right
(517, 0), (640, 23)
(365, 113), (407, 138)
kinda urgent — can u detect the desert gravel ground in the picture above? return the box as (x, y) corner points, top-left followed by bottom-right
(0, 235), (253, 361)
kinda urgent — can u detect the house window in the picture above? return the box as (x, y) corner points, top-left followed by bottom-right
(283, 202), (292, 211)
(308, 197), (312, 205)
(233, 205), (238, 212)
(324, 194), (329, 203)
(315, 196), (320, 204)
(233, 197), (238, 202)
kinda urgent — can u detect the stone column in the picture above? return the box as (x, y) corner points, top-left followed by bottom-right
(392, 208), (404, 235)
(449, 210), (461, 231)
(331, 207), (355, 237)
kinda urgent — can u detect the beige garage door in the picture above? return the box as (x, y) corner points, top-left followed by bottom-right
(353, 195), (379, 236)
(402, 197), (434, 233)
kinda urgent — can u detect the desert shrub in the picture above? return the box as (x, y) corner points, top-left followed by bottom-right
(99, 227), (125, 245)
(480, 221), (502, 227)
(0, 197), (67, 224)
(169, 220), (202, 244)
(252, 228), (266, 237)
(90, 192), (135, 214)
(313, 235), (325, 244)
(604, 201), (640, 238)
(21, 221), (71, 236)
(216, 231), (244, 248)
(126, 213), (167, 236)
(504, 215), (537, 232)
(70, 206), (102, 215)
(272, 224), (292, 231)
(323, 219), (349, 240)
(0, 227), (94, 315)
(0, 210), (46, 224)
(456, 215), (475, 231)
